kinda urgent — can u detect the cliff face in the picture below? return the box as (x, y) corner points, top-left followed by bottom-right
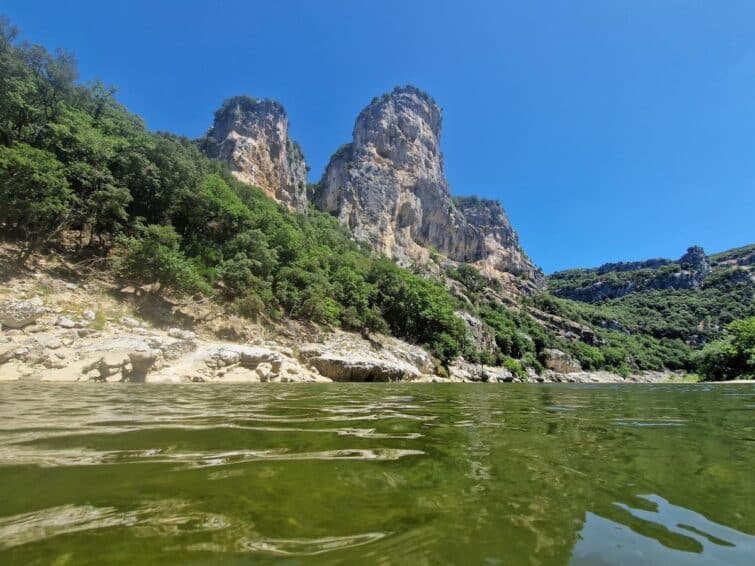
(203, 96), (309, 211)
(314, 86), (541, 290)
(454, 197), (541, 283)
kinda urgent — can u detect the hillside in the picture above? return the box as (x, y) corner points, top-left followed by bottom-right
(0, 18), (753, 382)
(543, 246), (754, 378)
(547, 246), (754, 345)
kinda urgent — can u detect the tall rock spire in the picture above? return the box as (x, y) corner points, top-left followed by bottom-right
(203, 96), (309, 211)
(314, 86), (542, 291)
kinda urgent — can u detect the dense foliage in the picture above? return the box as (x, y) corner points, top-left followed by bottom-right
(695, 317), (755, 381)
(0, 18), (466, 363)
(543, 247), (754, 378)
(547, 268), (753, 341)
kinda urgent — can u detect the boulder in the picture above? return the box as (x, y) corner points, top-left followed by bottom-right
(543, 348), (582, 374)
(55, 316), (77, 329)
(0, 344), (16, 365)
(482, 366), (515, 383)
(82, 351), (130, 382)
(36, 335), (63, 350)
(217, 349), (241, 366)
(121, 317), (140, 328)
(309, 354), (418, 382)
(237, 347), (282, 374)
(448, 361), (476, 382)
(167, 327), (196, 341)
(0, 299), (46, 329)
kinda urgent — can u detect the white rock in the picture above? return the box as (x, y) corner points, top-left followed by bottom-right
(121, 317), (140, 328)
(168, 327), (196, 341)
(309, 354), (419, 382)
(0, 344), (15, 365)
(218, 349), (240, 366)
(82, 310), (96, 321)
(56, 316), (77, 329)
(37, 336), (63, 350)
(0, 299), (46, 329)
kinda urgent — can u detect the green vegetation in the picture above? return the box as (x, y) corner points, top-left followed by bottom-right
(543, 245), (754, 379)
(695, 317), (755, 381)
(709, 243), (755, 264)
(0, 17), (751, 379)
(116, 225), (212, 296)
(0, 19), (465, 363)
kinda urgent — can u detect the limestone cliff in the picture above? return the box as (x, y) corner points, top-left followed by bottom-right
(203, 96), (309, 211)
(313, 86), (541, 290)
(454, 196), (541, 283)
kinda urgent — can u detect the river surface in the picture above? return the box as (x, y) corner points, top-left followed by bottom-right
(0, 383), (752, 565)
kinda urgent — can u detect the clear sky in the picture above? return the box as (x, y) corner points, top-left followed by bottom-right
(3, 0), (754, 272)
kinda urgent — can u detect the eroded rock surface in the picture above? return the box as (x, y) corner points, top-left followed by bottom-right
(0, 298), (46, 329)
(203, 96), (309, 211)
(298, 331), (436, 382)
(313, 86), (541, 291)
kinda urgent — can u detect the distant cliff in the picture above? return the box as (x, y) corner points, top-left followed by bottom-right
(549, 246), (713, 303)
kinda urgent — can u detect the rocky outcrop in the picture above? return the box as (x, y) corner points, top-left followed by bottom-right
(0, 272), (441, 384)
(308, 356), (417, 382)
(454, 197), (541, 283)
(313, 86), (541, 291)
(0, 298), (46, 329)
(448, 360), (517, 382)
(526, 307), (602, 346)
(538, 370), (670, 384)
(203, 96), (309, 211)
(297, 331), (436, 382)
(543, 348), (582, 373)
(552, 246), (713, 303)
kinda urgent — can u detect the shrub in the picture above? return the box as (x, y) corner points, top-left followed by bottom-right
(696, 316), (755, 380)
(569, 341), (605, 370)
(232, 291), (267, 321)
(503, 357), (527, 379)
(521, 352), (543, 374)
(116, 225), (211, 296)
(92, 309), (108, 331)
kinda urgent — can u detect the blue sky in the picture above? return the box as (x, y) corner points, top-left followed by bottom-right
(3, 0), (754, 272)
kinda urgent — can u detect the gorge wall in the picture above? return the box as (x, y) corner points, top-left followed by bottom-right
(313, 86), (542, 291)
(204, 86), (542, 292)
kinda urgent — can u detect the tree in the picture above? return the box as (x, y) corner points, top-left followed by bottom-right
(0, 143), (75, 261)
(116, 224), (210, 296)
(695, 317), (755, 380)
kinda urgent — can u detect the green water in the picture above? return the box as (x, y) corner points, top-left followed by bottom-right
(0, 383), (752, 565)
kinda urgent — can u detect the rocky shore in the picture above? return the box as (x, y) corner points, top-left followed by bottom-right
(0, 257), (672, 385)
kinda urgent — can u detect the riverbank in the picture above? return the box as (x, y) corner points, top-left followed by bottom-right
(0, 250), (677, 385)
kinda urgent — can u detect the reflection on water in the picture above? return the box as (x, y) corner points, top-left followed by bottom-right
(0, 382), (752, 564)
(573, 495), (755, 565)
